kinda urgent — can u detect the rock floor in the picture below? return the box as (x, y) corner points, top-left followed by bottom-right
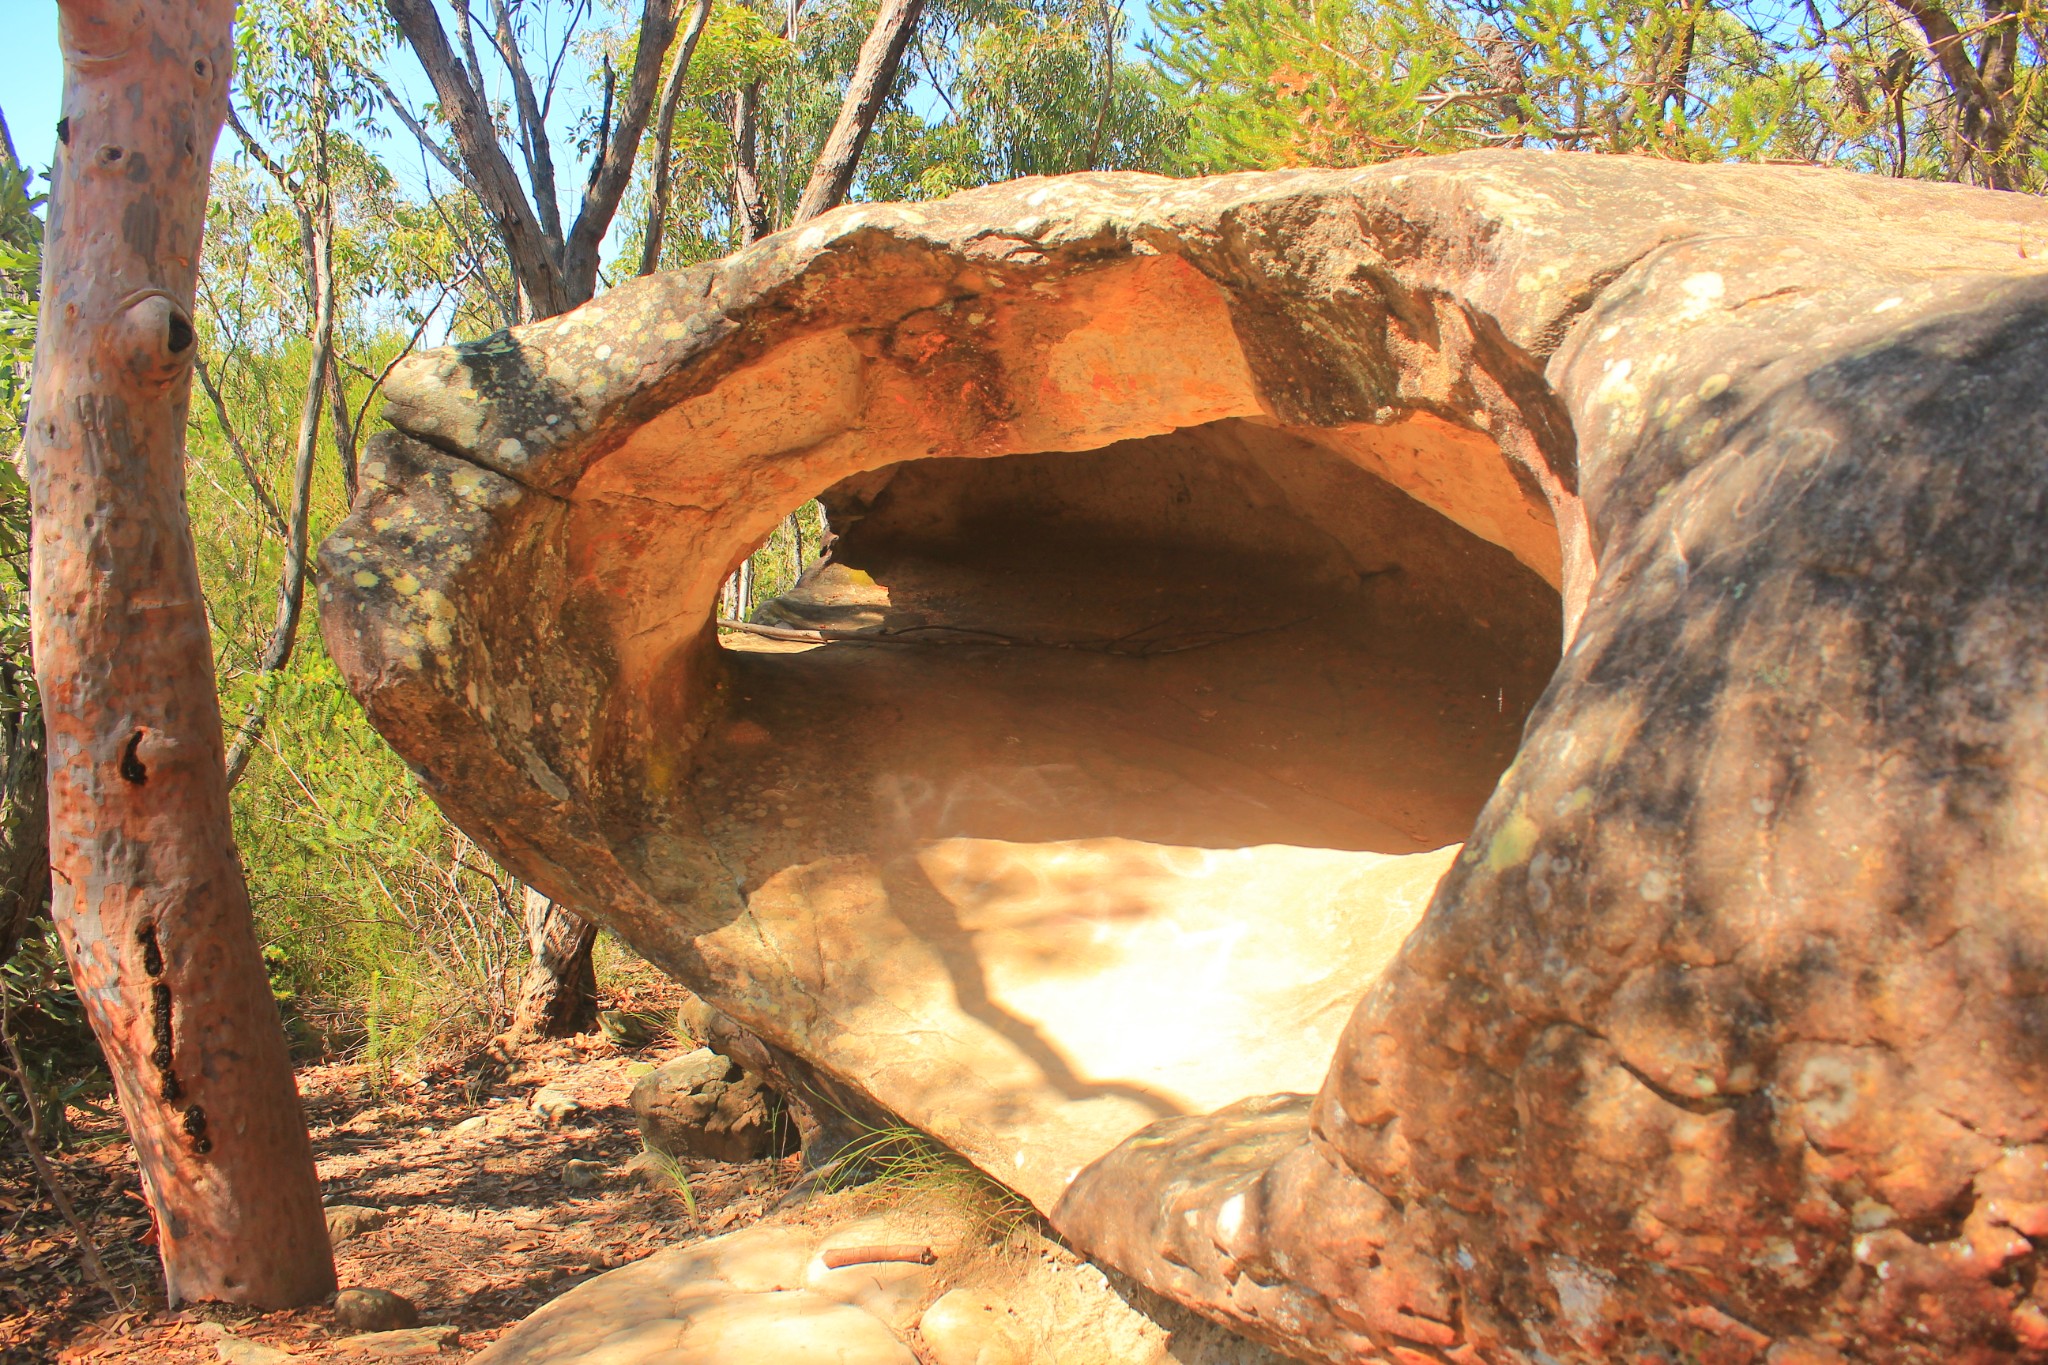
(472, 1188), (1288, 1365)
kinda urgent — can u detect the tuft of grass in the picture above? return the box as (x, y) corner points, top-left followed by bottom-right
(819, 1123), (1033, 1242)
(637, 1147), (699, 1221)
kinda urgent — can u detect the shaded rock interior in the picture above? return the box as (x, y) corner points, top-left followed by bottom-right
(660, 417), (1558, 1181)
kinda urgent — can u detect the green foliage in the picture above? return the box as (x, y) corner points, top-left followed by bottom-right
(192, 176), (528, 1066)
(0, 130), (42, 453)
(869, 0), (1184, 193)
(619, 0), (1184, 271)
(0, 928), (110, 1147)
(1146, 0), (2048, 186)
(234, 0), (390, 145)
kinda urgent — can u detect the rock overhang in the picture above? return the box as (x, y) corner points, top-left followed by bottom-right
(319, 150), (2048, 1362)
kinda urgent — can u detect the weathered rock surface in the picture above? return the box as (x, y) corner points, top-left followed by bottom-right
(629, 1047), (783, 1162)
(469, 1194), (1282, 1365)
(321, 151), (2048, 1362)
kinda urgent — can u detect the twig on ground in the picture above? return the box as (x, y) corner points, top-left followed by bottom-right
(715, 614), (1319, 657)
(821, 1243), (934, 1269)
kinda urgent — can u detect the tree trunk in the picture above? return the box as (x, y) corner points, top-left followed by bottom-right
(23, 0), (335, 1307)
(326, 350), (356, 507)
(791, 0), (929, 225)
(1893, 0), (2021, 187)
(505, 888), (599, 1042)
(638, 0), (715, 276)
(730, 83), (774, 244)
(0, 661), (47, 969)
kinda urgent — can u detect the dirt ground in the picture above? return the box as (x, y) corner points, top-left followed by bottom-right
(1, 1025), (798, 1364)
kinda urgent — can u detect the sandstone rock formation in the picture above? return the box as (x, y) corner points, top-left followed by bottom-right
(320, 151), (2048, 1362)
(630, 1047), (787, 1163)
(470, 1192), (1286, 1365)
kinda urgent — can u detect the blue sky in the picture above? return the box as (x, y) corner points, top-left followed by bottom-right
(2, 3), (66, 180)
(0, 0), (1165, 238)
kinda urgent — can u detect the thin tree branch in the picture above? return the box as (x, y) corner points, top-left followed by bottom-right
(792, 0), (931, 224)
(193, 354), (290, 539)
(1887, 0), (2016, 182)
(454, 2), (490, 93)
(590, 54), (616, 188)
(541, 0), (594, 120)
(490, 0), (567, 247)
(224, 105), (298, 202)
(1085, 0), (1122, 169)
(731, 84), (773, 244)
(716, 614), (1319, 656)
(639, 0), (715, 275)
(325, 349), (357, 508)
(361, 68), (483, 196)
(0, 995), (122, 1306)
(225, 140), (336, 789)
(386, 0), (573, 315)
(349, 265), (472, 460)
(561, 0), (680, 300)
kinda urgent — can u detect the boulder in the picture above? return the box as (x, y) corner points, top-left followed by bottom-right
(321, 152), (2048, 1363)
(334, 1287), (420, 1332)
(629, 1047), (782, 1163)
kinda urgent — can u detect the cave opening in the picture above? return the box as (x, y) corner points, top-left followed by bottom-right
(677, 414), (1562, 1112)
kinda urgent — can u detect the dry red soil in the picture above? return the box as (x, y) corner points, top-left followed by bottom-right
(3, 1033), (795, 1364)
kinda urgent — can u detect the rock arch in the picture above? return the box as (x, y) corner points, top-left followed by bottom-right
(321, 151), (2048, 1362)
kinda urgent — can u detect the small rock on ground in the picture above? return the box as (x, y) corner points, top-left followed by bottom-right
(616, 1148), (686, 1190)
(329, 1324), (460, 1357)
(529, 1088), (582, 1125)
(325, 1204), (389, 1245)
(335, 1287), (421, 1332)
(210, 1334), (298, 1365)
(629, 1047), (781, 1163)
